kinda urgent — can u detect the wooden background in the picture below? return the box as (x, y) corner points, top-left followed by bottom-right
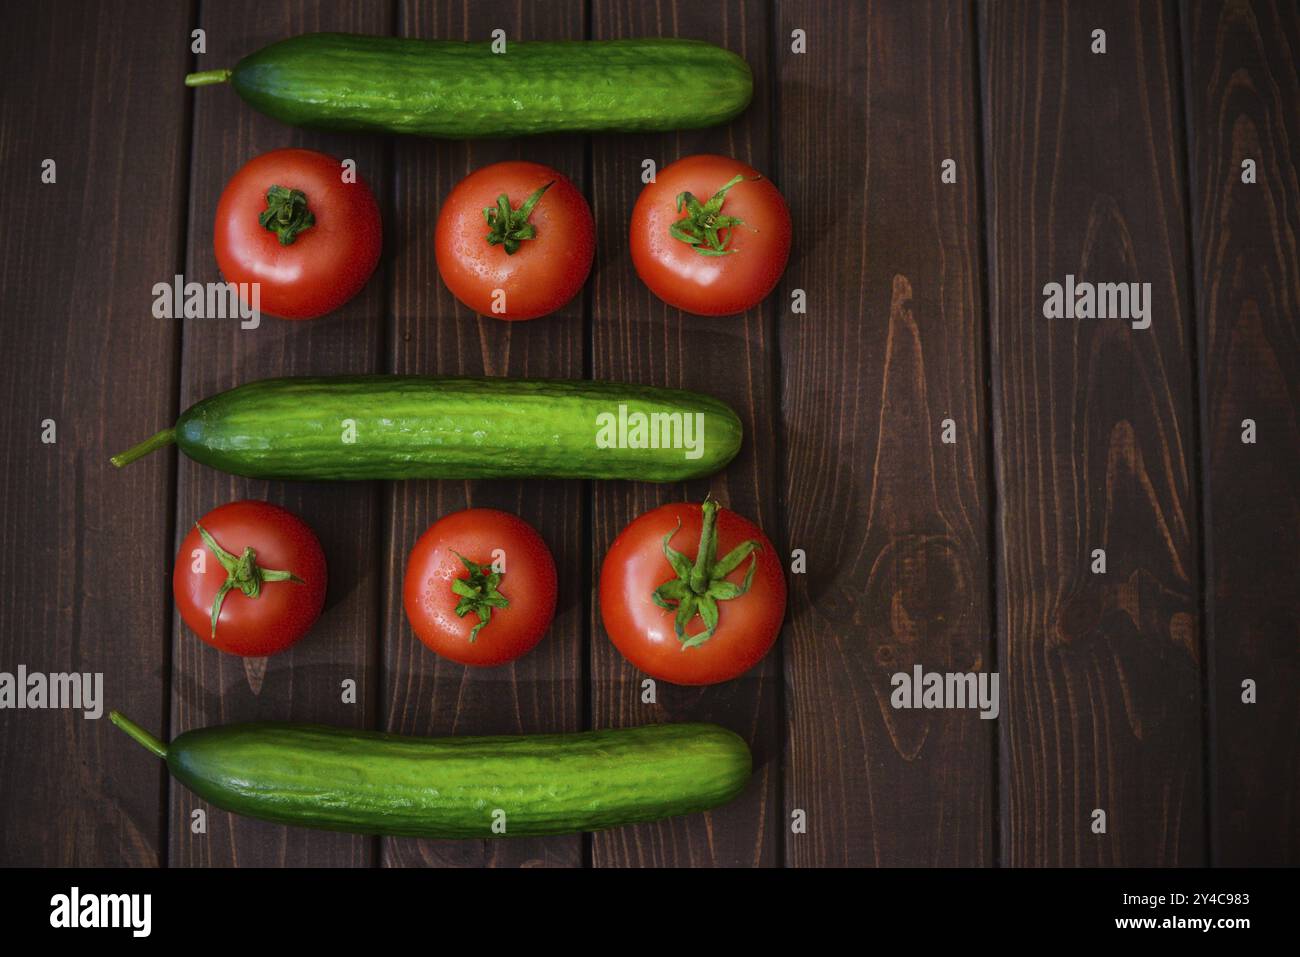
(0, 0), (1295, 867)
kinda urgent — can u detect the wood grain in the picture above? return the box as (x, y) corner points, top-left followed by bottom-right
(0, 0), (191, 866)
(776, 0), (994, 866)
(981, 0), (1205, 865)
(588, 0), (781, 868)
(7, 0), (1300, 870)
(167, 0), (390, 868)
(379, 0), (587, 869)
(1182, 0), (1300, 865)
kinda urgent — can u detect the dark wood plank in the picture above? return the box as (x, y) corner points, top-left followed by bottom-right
(168, 0), (390, 868)
(0, 0), (190, 866)
(776, 0), (995, 866)
(380, 0), (587, 869)
(589, 0), (780, 868)
(982, 0), (1205, 865)
(1182, 0), (1300, 866)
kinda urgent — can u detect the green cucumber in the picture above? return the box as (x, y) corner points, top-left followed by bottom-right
(186, 33), (753, 138)
(111, 375), (741, 482)
(111, 713), (751, 838)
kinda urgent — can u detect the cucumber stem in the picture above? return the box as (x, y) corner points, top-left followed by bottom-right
(110, 428), (176, 468)
(110, 711), (168, 760)
(185, 69), (232, 87)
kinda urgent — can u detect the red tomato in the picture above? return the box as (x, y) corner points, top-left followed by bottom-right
(214, 148), (382, 320)
(435, 161), (594, 321)
(599, 499), (786, 686)
(403, 509), (557, 667)
(630, 154), (791, 316)
(174, 501), (327, 657)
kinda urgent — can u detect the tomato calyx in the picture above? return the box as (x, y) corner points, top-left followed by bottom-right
(483, 181), (553, 255)
(258, 184), (316, 246)
(670, 174), (753, 256)
(652, 498), (761, 649)
(450, 552), (510, 642)
(196, 523), (305, 639)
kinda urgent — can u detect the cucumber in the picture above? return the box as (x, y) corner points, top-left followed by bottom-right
(111, 375), (742, 482)
(186, 33), (753, 138)
(111, 713), (751, 838)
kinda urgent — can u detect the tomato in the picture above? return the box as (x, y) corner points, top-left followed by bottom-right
(403, 509), (557, 667)
(599, 498), (786, 686)
(630, 154), (791, 316)
(214, 148), (382, 320)
(174, 501), (327, 657)
(435, 161), (594, 321)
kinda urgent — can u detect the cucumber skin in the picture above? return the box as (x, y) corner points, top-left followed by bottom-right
(175, 375), (742, 482)
(230, 33), (753, 138)
(168, 722), (752, 839)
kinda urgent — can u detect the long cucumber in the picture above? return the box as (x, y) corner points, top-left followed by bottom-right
(111, 713), (751, 839)
(111, 375), (743, 482)
(186, 33), (753, 138)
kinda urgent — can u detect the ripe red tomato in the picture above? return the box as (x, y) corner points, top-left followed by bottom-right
(599, 499), (786, 686)
(173, 501), (327, 657)
(214, 148), (382, 320)
(630, 154), (791, 316)
(435, 161), (594, 321)
(403, 509), (557, 667)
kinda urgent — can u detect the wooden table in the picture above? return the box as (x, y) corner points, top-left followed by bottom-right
(1, 0), (1295, 868)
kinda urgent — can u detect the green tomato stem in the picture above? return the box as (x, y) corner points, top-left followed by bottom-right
(669, 174), (753, 256)
(259, 185), (316, 246)
(449, 552), (510, 642)
(651, 497), (761, 650)
(196, 523), (305, 639)
(483, 181), (553, 255)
